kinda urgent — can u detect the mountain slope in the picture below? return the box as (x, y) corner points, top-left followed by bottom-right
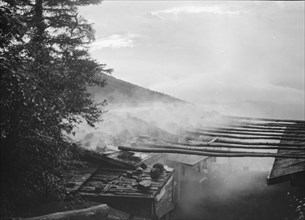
(88, 74), (184, 106)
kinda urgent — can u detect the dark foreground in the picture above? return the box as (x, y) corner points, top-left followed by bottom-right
(172, 170), (303, 220)
(20, 169), (304, 220)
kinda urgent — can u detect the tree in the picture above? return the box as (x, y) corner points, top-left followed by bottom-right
(0, 0), (111, 217)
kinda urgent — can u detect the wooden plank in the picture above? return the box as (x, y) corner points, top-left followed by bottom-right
(163, 140), (304, 151)
(155, 176), (174, 218)
(224, 115), (305, 124)
(187, 131), (305, 141)
(153, 142), (305, 151)
(195, 128), (302, 139)
(65, 165), (99, 192)
(201, 126), (304, 134)
(80, 193), (154, 218)
(79, 167), (173, 198)
(119, 146), (305, 159)
(218, 123), (304, 131)
(23, 204), (109, 220)
(185, 136), (305, 147)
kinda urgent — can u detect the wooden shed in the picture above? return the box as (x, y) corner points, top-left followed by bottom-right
(74, 166), (174, 219)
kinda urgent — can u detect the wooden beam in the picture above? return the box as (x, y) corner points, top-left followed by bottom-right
(118, 146), (305, 159)
(23, 204), (109, 220)
(224, 115), (305, 124)
(164, 140), (305, 151)
(184, 136), (305, 147)
(219, 123), (304, 131)
(187, 131), (305, 142)
(232, 122), (304, 128)
(194, 128), (303, 139)
(138, 142), (305, 153)
(199, 126), (303, 134)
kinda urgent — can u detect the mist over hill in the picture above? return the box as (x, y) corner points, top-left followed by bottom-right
(88, 74), (184, 107)
(67, 74), (222, 153)
(87, 73), (222, 135)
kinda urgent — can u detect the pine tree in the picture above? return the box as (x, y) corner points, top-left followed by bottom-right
(0, 1), (111, 216)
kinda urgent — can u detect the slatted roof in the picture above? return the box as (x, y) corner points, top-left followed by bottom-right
(76, 167), (173, 199)
(191, 116), (305, 184)
(119, 115), (305, 185)
(267, 124), (305, 185)
(193, 116), (305, 184)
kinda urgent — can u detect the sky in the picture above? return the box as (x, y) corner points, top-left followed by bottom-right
(79, 1), (305, 120)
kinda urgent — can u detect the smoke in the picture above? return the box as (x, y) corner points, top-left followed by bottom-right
(65, 99), (282, 172)
(62, 95), (302, 220)
(174, 168), (298, 220)
(106, 101), (226, 132)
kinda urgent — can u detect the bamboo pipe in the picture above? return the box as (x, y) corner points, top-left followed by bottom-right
(223, 115), (305, 124)
(213, 124), (304, 131)
(232, 122), (305, 128)
(199, 126), (303, 134)
(185, 136), (305, 147)
(118, 146), (305, 159)
(230, 123), (305, 129)
(194, 128), (303, 139)
(187, 131), (305, 142)
(164, 140), (305, 151)
(139, 143), (305, 154)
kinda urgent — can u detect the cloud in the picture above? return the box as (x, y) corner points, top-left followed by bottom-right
(90, 34), (138, 50)
(150, 5), (242, 19)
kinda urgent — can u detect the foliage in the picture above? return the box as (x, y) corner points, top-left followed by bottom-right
(287, 191), (305, 220)
(0, 0), (111, 217)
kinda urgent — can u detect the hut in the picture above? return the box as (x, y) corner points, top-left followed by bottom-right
(69, 166), (174, 219)
(66, 149), (174, 219)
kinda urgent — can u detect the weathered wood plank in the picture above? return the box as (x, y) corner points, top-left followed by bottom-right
(118, 146), (305, 159)
(22, 204), (109, 220)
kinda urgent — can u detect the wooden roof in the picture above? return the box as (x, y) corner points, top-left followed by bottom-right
(83, 149), (158, 169)
(77, 167), (173, 199)
(267, 124), (305, 185)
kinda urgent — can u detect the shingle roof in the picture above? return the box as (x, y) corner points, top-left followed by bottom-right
(267, 124), (305, 185)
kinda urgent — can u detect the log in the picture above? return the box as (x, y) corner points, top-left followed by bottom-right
(235, 122), (305, 128)
(199, 126), (304, 134)
(195, 128), (303, 139)
(187, 131), (305, 142)
(216, 123), (304, 131)
(224, 115), (305, 124)
(23, 204), (109, 220)
(138, 142), (296, 154)
(185, 136), (305, 147)
(164, 140), (305, 151)
(118, 146), (305, 159)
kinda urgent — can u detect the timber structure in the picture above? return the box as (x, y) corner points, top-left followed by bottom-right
(119, 115), (305, 185)
(68, 166), (174, 219)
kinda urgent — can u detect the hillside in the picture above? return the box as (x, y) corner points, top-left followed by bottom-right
(67, 74), (222, 153)
(88, 74), (184, 106)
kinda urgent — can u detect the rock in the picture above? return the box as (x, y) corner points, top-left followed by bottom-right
(150, 167), (161, 179)
(135, 167), (143, 174)
(138, 180), (152, 191)
(140, 163), (147, 170)
(153, 163), (164, 172)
